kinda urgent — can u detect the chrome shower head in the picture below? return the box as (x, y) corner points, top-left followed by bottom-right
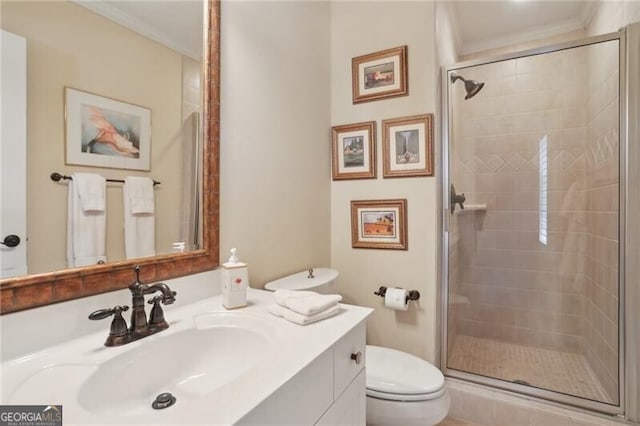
(450, 73), (485, 100)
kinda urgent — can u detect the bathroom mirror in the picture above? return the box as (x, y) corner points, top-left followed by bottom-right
(0, 0), (219, 313)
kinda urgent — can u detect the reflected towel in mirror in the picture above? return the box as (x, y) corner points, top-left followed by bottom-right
(66, 172), (106, 267)
(123, 176), (155, 259)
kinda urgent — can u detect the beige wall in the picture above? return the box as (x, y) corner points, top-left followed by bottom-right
(435, 2), (459, 67)
(1, 1), (188, 273)
(221, 0), (439, 363)
(330, 1), (438, 363)
(587, 1), (640, 36)
(220, 1), (331, 287)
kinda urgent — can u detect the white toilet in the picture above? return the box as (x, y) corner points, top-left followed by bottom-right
(366, 345), (450, 426)
(264, 269), (450, 426)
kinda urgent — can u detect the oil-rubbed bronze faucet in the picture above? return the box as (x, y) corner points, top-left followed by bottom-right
(89, 265), (177, 347)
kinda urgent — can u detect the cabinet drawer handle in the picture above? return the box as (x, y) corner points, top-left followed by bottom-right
(350, 351), (362, 365)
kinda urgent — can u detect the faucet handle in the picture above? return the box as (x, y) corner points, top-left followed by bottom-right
(89, 306), (130, 346)
(89, 305), (129, 320)
(147, 296), (169, 330)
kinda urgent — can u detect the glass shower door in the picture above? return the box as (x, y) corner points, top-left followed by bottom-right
(444, 36), (621, 409)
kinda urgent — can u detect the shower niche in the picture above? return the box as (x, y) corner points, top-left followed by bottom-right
(443, 34), (622, 413)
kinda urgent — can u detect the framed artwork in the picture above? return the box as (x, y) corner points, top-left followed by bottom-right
(382, 114), (433, 178)
(331, 121), (376, 180)
(65, 87), (151, 171)
(350, 199), (408, 250)
(352, 45), (408, 104)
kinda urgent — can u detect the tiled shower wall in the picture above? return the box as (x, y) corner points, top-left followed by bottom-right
(451, 49), (591, 352)
(584, 40), (620, 402)
(448, 40), (620, 402)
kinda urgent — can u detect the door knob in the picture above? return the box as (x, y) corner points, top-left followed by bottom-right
(0, 234), (20, 248)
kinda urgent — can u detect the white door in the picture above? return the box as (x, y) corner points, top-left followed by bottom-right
(0, 30), (27, 278)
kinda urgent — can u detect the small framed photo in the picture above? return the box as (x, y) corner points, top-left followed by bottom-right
(382, 114), (434, 178)
(65, 87), (151, 171)
(332, 121), (376, 180)
(352, 45), (408, 104)
(350, 199), (408, 250)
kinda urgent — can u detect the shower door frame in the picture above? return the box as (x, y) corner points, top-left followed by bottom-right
(440, 30), (627, 416)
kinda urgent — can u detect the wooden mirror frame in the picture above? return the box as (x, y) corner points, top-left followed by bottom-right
(0, 1), (220, 314)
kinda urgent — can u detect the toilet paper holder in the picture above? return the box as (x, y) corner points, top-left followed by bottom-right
(374, 286), (420, 303)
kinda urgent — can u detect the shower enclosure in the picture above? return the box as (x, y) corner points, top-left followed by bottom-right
(441, 31), (626, 414)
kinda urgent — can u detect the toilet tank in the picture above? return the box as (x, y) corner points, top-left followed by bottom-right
(264, 268), (339, 294)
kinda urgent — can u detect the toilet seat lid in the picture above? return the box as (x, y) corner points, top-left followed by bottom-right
(366, 345), (445, 395)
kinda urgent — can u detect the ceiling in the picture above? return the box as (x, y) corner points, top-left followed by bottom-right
(75, 0), (595, 61)
(451, 1), (595, 55)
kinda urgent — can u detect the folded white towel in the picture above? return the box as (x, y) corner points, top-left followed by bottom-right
(274, 289), (342, 316)
(268, 303), (340, 325)
(124, 176), (155, 214)
(67, 173), (106, 267)
(74, 172), (105, 212)
(123, 177), (155, 259)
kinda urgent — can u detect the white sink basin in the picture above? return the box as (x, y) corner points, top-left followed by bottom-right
(9, 312), (279, 418)
(81, 327), (269, 415)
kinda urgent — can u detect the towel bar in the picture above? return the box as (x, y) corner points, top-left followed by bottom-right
(50, 172), (160, 186)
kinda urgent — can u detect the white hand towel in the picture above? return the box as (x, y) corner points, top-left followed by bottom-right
(274, 289), (342, 316)
(66, 173), (106, 267)
(125, 176), (155, 214)
(268, 303), (340, 326)
(74, 172), (106, 212)
(123, 177), (155, 259)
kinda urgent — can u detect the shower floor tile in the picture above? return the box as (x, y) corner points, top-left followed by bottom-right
(448, 335), (612, 403)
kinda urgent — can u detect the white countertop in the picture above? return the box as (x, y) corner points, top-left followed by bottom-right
(0, 288), (372, 425)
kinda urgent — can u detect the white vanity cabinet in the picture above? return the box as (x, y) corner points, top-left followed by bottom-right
(317, 321), (367, 425)
(238, 321), (367, 425)
(316, 370), (366, 425)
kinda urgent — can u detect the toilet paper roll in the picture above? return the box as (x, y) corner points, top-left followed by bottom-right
(384, 288), (409, 311)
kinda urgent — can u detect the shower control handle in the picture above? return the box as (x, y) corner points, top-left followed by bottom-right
(450, 185), (466, 212)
